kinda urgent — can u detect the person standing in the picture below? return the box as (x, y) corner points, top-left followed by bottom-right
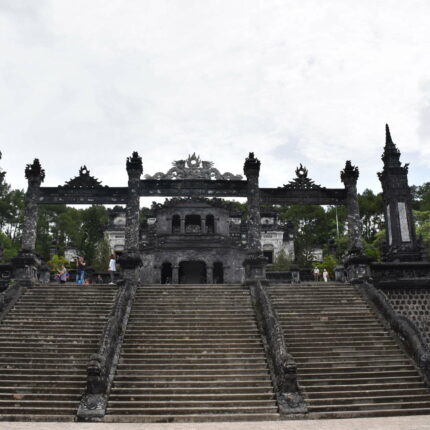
(108, 254), (116, 285)
(76, 256), (86, 285)
(323, 269), (329, 283)
(313, 266), (320, 282)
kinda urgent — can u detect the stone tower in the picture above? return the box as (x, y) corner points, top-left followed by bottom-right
(378, 124), (421, 261)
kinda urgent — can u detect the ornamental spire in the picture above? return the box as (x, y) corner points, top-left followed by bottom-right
(382, 123), (401, 168)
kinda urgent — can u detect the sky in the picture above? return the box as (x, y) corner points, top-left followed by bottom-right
(0, 0), (429, 200)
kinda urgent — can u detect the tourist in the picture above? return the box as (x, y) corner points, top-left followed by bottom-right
(323, 269), (329, 283)
(76, 256), (86, 285)
(108, 254), (116, 285)
(57, 264), (68, 284)
(313, 266), (320, 282)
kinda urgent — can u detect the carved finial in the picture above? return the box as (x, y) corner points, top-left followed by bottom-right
(25, 159), (45, 184)
(341, 160), (359, 185)
(381, 124), (401, 168)
(126, 151), (143, 176)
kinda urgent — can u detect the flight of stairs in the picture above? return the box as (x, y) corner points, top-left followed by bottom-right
(106, 284), (279, 422)
(268, 282), (430, 418)
(0, 283), (117, 421)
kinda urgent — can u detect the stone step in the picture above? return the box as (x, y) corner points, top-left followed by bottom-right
(108, 400), (277, 408)
(106, 406), (278, 415)
(308, 393), (430, 406)
(103, 413), (280, 423)
(308, 400), (430, 412)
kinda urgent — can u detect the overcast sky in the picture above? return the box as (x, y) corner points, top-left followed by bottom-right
(0, 0), (429, 199)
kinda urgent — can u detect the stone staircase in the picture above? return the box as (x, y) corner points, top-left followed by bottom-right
(0, 283), (117, 421)
(105, 284), (279, 422)
(268, 282), (430, 418)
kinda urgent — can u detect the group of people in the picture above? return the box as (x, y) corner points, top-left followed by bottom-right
(313, 266), (329, 282)
(55, 254), (117, 285)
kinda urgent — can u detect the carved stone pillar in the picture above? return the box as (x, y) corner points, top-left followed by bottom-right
(341, 160), (363, 254)
(378, 124), (422, 261)
(119, 152), (142, 282)
(207, 266), (213, 284)
(341, 160), (372, 283)
(172, 266), (179, 284)
(201, 218), (206, 234)
(243, 152), (267, 282)
(180, 217), (185, 234)
(12, 159), (45, 285)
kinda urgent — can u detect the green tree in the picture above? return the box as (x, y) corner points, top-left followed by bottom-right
(92, 237), (112, 272)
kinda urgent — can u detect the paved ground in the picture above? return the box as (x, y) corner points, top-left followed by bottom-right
(2, 417), (430, 430)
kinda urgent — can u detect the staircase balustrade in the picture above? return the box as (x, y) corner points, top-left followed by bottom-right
(77, 279), (137, 420)
(0, 282), (25, 322)
(249, 280), (307, 415)
(359, 281), (430, 385)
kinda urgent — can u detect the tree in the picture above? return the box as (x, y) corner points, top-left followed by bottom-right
(92, 237), (112, 272)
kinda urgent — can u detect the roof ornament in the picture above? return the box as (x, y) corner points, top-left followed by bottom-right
(61, 166), (106, 189)
(145, 153), (242, 180)
(281, 164), (324, 190)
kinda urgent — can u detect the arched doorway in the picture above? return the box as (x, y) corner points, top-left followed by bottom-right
(161, 262), (172, 284)
(179, 261), (207, 284)
(213, 262), (224, 284)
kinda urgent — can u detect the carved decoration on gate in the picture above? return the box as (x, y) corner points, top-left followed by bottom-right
(281, 164), (324, 190)
(61, 166), (106, 189)
(145, 153), (243, 180)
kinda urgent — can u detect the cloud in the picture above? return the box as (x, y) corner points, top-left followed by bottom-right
(0, 0), (429, 196)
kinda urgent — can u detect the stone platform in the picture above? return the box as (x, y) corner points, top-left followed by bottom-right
(3, 415), (430, 430)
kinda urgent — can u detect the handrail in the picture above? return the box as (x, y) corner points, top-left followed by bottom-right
(0, 282), (25, 323)
(77, 279), (137, 420)
(249, 280), (307, 414)
(359, 281), (430, 384)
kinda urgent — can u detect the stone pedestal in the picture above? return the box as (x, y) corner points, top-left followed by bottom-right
(11, 252), (41, 286)
(343, 253), (373, 284)
(243, 254), (268, 283)
(118, 252), (141, 282)
(334, 265), (346, 283)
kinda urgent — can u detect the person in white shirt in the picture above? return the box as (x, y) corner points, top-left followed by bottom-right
(323, 269), (329, 283)
(108, 254), (117, 284)
(313, 267), (320, 282)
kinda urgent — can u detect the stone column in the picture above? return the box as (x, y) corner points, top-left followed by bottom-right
(341, 160), (363, 254)
(180, 217), (185, 234)
(341, 160), (372, 283)
(201, 218), (206, 234)
(12, 159), (45, 285)
(119, 152), (142, 282)
(172, 266), (179, 284)
(243, 152), (267, 282)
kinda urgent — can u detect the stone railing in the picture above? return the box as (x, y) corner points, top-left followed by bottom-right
(371, 262), (430, 288)
(248, 280), (307, 415)
(359, 281), (430, 385)
(77, 279), (137, 420)
(0, 281), (25, 323)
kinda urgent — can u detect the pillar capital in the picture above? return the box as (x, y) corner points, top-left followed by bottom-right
(340, 160), (359, 187)
(244, 152), (260, 178)
(126, 151), (143, 178)
(25, 159), (45, 185)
